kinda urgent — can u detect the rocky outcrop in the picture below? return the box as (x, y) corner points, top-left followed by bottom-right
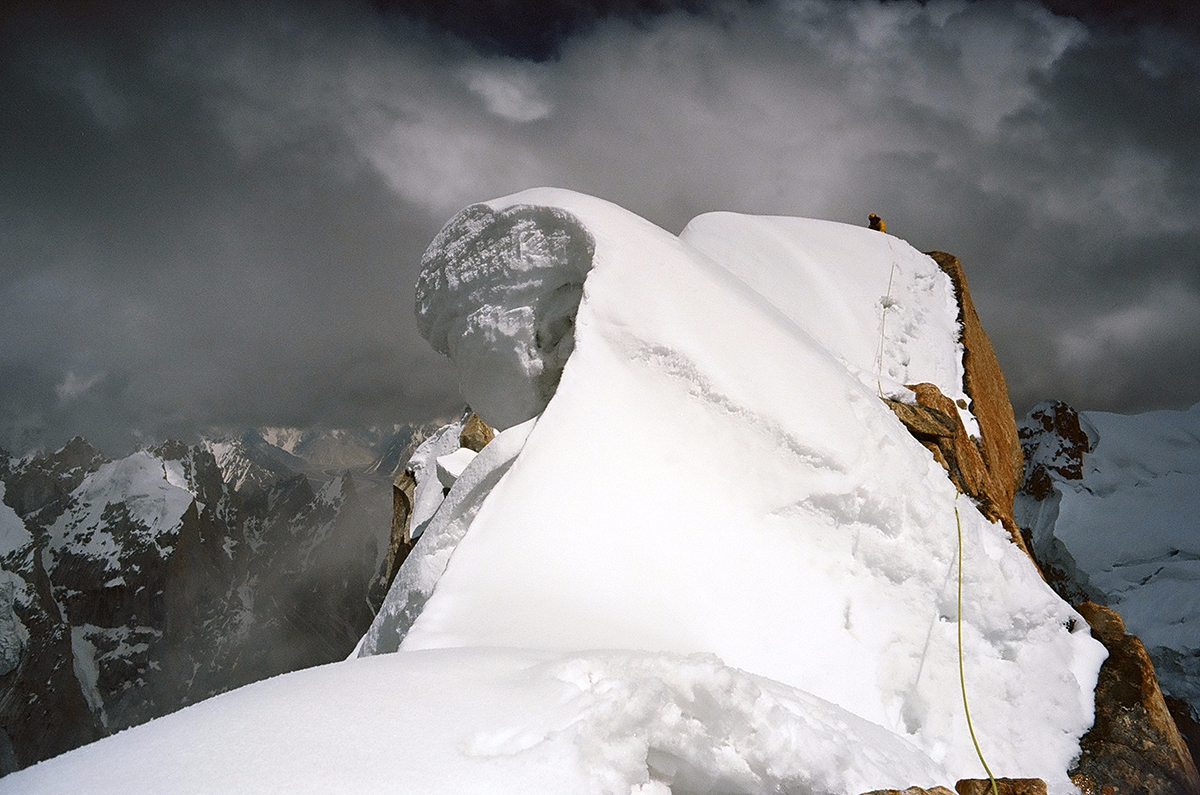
(1069, 602), (1200, 795)
(1168, 695), (1200, 787)
(384, 413), (495, 591)
(926, 252), (1025, 519)
(885, 382), (1029, 559)
(459, 414), (495, 452)
(384, 470), (417, 592)
(956, 780), (1046, 795)
(1017, 401), (1091, 501)
(883, 251), (1030, 559)
(860, 782), (1046, 795)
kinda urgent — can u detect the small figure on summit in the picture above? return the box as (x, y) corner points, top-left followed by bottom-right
(868, 213), (886, 233)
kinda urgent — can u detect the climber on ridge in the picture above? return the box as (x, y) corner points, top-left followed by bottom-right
(868, 213), (886, 232)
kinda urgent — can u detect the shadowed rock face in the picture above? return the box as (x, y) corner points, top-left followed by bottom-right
(1071, 602), (1200, 795)
(956, 780), (1047, 795)
(1018, 401), (1092, 501)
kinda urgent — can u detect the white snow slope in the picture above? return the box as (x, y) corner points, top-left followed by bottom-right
(6, 189), (1105, 795)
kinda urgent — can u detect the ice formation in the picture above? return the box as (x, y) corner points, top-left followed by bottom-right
(415, 203), (595, 430)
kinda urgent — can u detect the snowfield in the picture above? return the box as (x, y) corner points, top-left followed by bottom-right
(5, 189), (1106, 794)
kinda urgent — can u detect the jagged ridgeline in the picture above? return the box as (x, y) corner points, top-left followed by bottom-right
(0, 426), (440, 774)
(4, 188), (1199, 795)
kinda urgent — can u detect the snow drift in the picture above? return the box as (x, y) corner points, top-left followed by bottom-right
(5, 189), (1106, 794)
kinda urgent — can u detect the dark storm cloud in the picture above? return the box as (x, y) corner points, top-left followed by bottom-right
(2, 0), (1199, 455)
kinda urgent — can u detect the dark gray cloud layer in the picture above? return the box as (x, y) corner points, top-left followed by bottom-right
(2, 0), (1199, 455)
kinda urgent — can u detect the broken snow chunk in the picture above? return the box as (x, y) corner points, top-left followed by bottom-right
(436, 448), (478, 491)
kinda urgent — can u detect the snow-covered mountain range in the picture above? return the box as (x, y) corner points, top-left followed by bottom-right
(3, 188), (1199, 794)
(1017, 400), (1200, 736)
(0, 424), (436, 774)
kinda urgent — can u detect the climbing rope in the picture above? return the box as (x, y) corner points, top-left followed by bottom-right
(956, 499), (999, 795)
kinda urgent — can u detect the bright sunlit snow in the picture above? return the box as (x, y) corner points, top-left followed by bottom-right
(5, 189), (1106, 795)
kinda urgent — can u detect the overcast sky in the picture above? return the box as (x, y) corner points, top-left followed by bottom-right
(2, 0), (1198, 455)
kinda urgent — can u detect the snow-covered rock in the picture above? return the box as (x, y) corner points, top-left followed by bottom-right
(5, 189), (1107, 793)
(369, 189), (1105, 792)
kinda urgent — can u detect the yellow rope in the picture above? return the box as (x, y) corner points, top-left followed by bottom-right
(956, 500), (999, 795)
(875, 243), (898, 397)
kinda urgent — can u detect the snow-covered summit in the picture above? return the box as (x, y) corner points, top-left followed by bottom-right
(364, 189), (1105, 791)
(7, 189), (1106, 794)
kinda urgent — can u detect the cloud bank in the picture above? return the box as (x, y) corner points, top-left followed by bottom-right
(2, 0), (1198, 454)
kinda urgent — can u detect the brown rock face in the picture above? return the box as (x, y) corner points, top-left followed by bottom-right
(384, 471), (417, 592)
(884, 381), (1031, 560)
(926, 252), (1024, 522)
(459, 414), (495, 452)
(955, 779), (1046, 795)
(860, 787), (955, 795)
(1070, 602), (1200, 795)
(1017, 401), (1091, 501)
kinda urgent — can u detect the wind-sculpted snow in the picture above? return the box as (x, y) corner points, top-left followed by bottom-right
(680, 212), (978, 435)
(475, 652), (951, 794)
(378, 189), (1105, 792)
(404, 417), (470, 538)
(4, 648), (953, 794)
(416, 203), (595, 429)
(355, 418), (536, 656)
(12, 190), (1106, 793)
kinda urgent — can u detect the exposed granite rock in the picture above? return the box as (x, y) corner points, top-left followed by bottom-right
(884, 381), (1032, 560)
(955, 779), (1046, 795)
(458, 414), (495, 452)
(927, 252), (1024, 517)
(384, 470), (417, 592)
(1017, 401), (1091, 501)
(1070, 602), (1200, 795)
(1167, 694), (1200, 786)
